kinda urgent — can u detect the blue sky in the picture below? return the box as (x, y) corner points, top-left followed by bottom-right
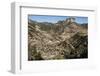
(28, 15), (88, 24)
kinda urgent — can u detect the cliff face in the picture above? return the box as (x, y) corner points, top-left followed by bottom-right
(28, 18), (88, 60)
